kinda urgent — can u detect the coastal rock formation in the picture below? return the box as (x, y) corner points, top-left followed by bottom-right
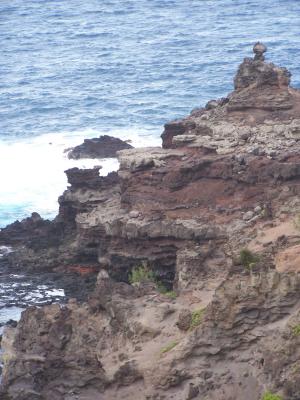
(67, 135), (133, 159)
(1, 44), (300, 400)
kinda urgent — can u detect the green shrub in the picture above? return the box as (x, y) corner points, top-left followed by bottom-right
(129, 265), (156, 284)
(156, 280), (168, 293)
(156, 281), (177, 299)
(261, 391), (282, 400)
(292, 324), (300, 337)
(129, 265), (178, 302)
(239, 248), (260, 270)
(160, 341), (178, 354)
(164, 290), (177, 299)
(129, 267), (177, 298)
(189, 308), (205, 330)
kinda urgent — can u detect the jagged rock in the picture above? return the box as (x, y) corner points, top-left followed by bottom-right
(67, 135), (133, 159)
(230, 42), (292, 112)
(0, 212), (63, 249)
(161, 119), (197, 149)
(234, 49), (291, 90)
(261, 311), (300, 400)
(253, 41), (267, 61)
(186, 383), (199, 400)
(243, 210), (254, 221)
(64, 167), (120, 190)
(177, 309), (192, 331)
(205, 97), (229, 110)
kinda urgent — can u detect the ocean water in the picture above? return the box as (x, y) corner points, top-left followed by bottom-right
(1, 0), (300, 227)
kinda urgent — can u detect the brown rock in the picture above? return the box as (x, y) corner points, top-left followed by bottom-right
(275, 244), (300, 272)
(177, 309), (192, 331)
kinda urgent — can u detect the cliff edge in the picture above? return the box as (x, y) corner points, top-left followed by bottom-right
(1, 43), (300, 400)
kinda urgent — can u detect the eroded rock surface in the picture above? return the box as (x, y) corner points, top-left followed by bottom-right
(1, 44), (300, 400)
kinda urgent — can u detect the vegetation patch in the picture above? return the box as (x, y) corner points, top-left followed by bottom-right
(160, 341), (178, 354)
(239, 248), (260, 270)
(261, 392), (283, 400)
(129, 265), (177, 299)
(164, 290), (177, 299)
(189, 308), (205, 330)
(129, 265), (156, 284)
(291, 324), (300, 337)
(156, 281), (177, 298)
(1, 353), (12, 364)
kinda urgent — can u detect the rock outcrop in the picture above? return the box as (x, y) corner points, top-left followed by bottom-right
(1, 43), (300, 400)
(67, 135), (133, 159)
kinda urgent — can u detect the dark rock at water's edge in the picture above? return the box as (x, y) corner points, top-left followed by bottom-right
(0, 212), (63, 250)
(67, 135), (133, 159)
(2, 43), (300, 400)
(64, 167), (119, 189)
(0, 210), (99, 303)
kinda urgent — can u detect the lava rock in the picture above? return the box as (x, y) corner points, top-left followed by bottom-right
(67, 135), (133, 159)
(177, 309), (192, 331)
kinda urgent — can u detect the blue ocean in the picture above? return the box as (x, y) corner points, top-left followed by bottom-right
(1, 0), (300, 228)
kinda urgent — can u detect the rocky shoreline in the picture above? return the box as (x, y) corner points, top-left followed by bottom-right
(1, 44), (300, 399)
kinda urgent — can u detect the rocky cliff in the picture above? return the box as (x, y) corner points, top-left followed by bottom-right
(1, 43), (300, 400)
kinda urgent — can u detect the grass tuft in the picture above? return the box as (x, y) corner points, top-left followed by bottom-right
(164, 290), (177, 299)
(261, 392), (282, 400)
(239, 248), (260, 270)
(129, 265), (177, 299)
(292, 324), (300, 337)
(189, 309), (205, 330)
(129, 265), (156, 284)
(160, 341), (178, 354)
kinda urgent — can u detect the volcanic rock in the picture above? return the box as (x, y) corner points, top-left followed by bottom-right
(67, 135), (133, 159)
(253, 41), (267, 61)
(2, 43), (300, 400)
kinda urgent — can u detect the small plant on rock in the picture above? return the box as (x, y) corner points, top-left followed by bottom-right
(156, 281), (168, 293)
(129, 265), (156, 284)
(261, 391), (283, 400)
(129, 264), (177, 299)
(156, 281), (177, 299)
(160, 341), (178, 354)
(292, 324), (300, 337)
(164, 290), (177, 299)
(189, 308), (205, 330)
(239, 248), (260, 270)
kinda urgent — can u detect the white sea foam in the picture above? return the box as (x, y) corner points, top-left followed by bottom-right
(0, 306), (24, 325)
(45, 288), (65, 297)
(0, 246), (13, 258)
(0, 129), (161, 227)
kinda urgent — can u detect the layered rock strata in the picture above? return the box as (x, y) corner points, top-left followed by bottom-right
(1, 44), (300, 400)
